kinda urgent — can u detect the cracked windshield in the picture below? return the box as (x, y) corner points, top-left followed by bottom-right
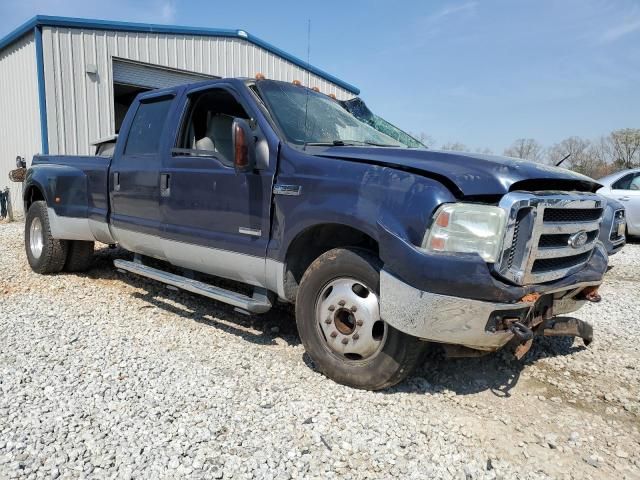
(257, 80), (424, 148)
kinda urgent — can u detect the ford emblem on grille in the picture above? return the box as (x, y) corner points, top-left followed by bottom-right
(568, 230), (588, 249)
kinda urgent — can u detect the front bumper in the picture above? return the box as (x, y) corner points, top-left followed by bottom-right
(377, 221), (609, 303)
(379, 269), (601, 351)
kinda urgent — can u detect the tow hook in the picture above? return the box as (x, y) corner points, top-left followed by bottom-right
(509, 321), (534, 342)
(509, 322), (534, 360)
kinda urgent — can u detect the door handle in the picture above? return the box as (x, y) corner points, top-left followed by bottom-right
(160, 173), (171, 197)
(113, 172), (120, 192)
(618, 196), (630, 202)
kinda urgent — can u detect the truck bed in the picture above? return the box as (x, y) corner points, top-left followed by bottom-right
(30, 154), (111, 224)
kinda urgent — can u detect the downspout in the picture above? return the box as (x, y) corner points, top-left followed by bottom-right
(34, 25), (49, 154)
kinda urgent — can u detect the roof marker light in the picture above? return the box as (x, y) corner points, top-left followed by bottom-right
(237, 30), (248, 38)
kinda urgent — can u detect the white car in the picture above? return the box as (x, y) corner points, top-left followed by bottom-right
(598, 168), (640, 236)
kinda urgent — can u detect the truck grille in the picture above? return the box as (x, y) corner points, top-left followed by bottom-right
(495, 192), (604, 285)
(543, 208), (603, 223)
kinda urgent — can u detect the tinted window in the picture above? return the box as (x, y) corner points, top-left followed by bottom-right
(612, 173), (640, 190)
(124, 98), (173, 155)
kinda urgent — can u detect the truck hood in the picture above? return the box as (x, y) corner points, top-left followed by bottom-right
(316, 148), (601, 197)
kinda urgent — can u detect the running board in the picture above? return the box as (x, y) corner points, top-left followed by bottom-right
(114, 259), (272, 314)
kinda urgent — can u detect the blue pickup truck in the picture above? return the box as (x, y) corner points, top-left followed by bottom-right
(22, 78), (623, 390)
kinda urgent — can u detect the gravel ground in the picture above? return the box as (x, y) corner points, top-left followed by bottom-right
(1, 220), (639, 480)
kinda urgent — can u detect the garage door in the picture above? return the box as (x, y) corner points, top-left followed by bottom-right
(112, 59), (216, 89)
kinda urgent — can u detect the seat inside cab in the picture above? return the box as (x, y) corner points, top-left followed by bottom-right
(180, 88), (250, 162)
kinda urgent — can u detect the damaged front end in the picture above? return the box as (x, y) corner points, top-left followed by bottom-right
(380, 268), (600, 358)
(495, 289), (598, 360)
(378, 190), (610, 359)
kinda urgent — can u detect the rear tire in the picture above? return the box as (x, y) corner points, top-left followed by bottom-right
(295, 247), (426, 390)
(64, 240), (95, 272)
(25, 201), (68, 274)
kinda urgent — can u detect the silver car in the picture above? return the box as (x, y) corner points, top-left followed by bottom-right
(597, 168), (640, 236)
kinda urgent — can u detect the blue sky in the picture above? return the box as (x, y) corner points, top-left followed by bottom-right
(1, 0), (639, 152)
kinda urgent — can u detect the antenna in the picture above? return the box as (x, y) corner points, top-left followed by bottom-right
(555, 153), (571, 167)
(303, 19), (311, 145)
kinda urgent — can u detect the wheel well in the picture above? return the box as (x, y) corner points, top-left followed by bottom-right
(24, 186), (45, 212)
(283, 224), (379, 302)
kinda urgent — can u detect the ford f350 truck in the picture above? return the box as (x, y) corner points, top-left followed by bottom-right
(22, 78), (620, 390)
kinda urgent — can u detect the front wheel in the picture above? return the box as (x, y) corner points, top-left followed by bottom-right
(295, 248), (426, 390)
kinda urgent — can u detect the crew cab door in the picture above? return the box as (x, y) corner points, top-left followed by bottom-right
(109, 92), (176, 257)
(160, 84), (276, 287)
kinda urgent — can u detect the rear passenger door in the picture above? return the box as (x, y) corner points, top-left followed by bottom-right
(109, 92), (176, 257)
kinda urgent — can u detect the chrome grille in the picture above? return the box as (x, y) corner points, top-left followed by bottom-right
(495, 192), (604, 285)
(538, 230), (598, 249)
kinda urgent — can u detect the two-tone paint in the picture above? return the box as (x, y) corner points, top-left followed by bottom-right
(23, 78), (610, 309)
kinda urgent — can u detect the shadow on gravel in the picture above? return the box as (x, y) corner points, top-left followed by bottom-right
(79, 246), (301, 348)
(394, 336), (585, 397)
(81, 245), (588, 394)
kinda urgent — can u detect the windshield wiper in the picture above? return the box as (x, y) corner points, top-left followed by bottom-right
(304, 139), (400, 149)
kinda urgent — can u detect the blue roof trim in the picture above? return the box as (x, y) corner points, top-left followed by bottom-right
(0, 15), (360, 95)
(34, 26), (49, 154)
(0, 16), (39, 51)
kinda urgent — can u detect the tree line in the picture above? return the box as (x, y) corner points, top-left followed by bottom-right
(412, 128), (640, 179)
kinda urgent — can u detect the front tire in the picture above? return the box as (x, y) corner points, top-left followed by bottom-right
(25, 201), (68, 274)
(295, 248), (426, 390)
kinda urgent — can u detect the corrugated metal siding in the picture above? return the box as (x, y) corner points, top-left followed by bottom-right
(42, 27), (354, 155)
(112, 59), (214, 89)
(0, 32), (40, 216)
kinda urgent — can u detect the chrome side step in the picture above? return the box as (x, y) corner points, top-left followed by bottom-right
(114, 259), (272, 314)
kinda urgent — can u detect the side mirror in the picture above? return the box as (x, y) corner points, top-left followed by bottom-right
(16, 156), (26, 168)
(232, 118), (256, 173)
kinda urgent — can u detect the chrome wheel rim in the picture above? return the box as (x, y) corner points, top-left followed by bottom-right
(29, 217), (44, 259)
(315, 277), (387, 361)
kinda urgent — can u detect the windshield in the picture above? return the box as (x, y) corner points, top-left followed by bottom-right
(340, 97), (425, 148)
(256, 80), (404, 148)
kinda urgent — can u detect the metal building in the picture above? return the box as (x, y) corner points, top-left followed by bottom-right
(0, 15), (359, 215)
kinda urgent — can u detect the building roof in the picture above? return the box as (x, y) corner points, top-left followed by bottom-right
(0, 15), (359, 94)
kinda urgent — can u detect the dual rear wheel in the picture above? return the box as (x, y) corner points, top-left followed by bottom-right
(25, 201), (94, 274)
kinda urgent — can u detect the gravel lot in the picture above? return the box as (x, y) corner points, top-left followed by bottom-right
(1, 220), (639, 479)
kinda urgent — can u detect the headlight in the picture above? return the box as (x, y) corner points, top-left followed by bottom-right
(422, 203), (507, 263)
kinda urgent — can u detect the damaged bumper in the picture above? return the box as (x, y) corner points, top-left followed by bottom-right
(379, 269), (600, 351)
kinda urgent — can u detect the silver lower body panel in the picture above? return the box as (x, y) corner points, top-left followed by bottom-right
(111, 226), (284, 292)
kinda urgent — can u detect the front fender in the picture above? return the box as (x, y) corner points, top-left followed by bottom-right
(268, 144), (456, 262)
